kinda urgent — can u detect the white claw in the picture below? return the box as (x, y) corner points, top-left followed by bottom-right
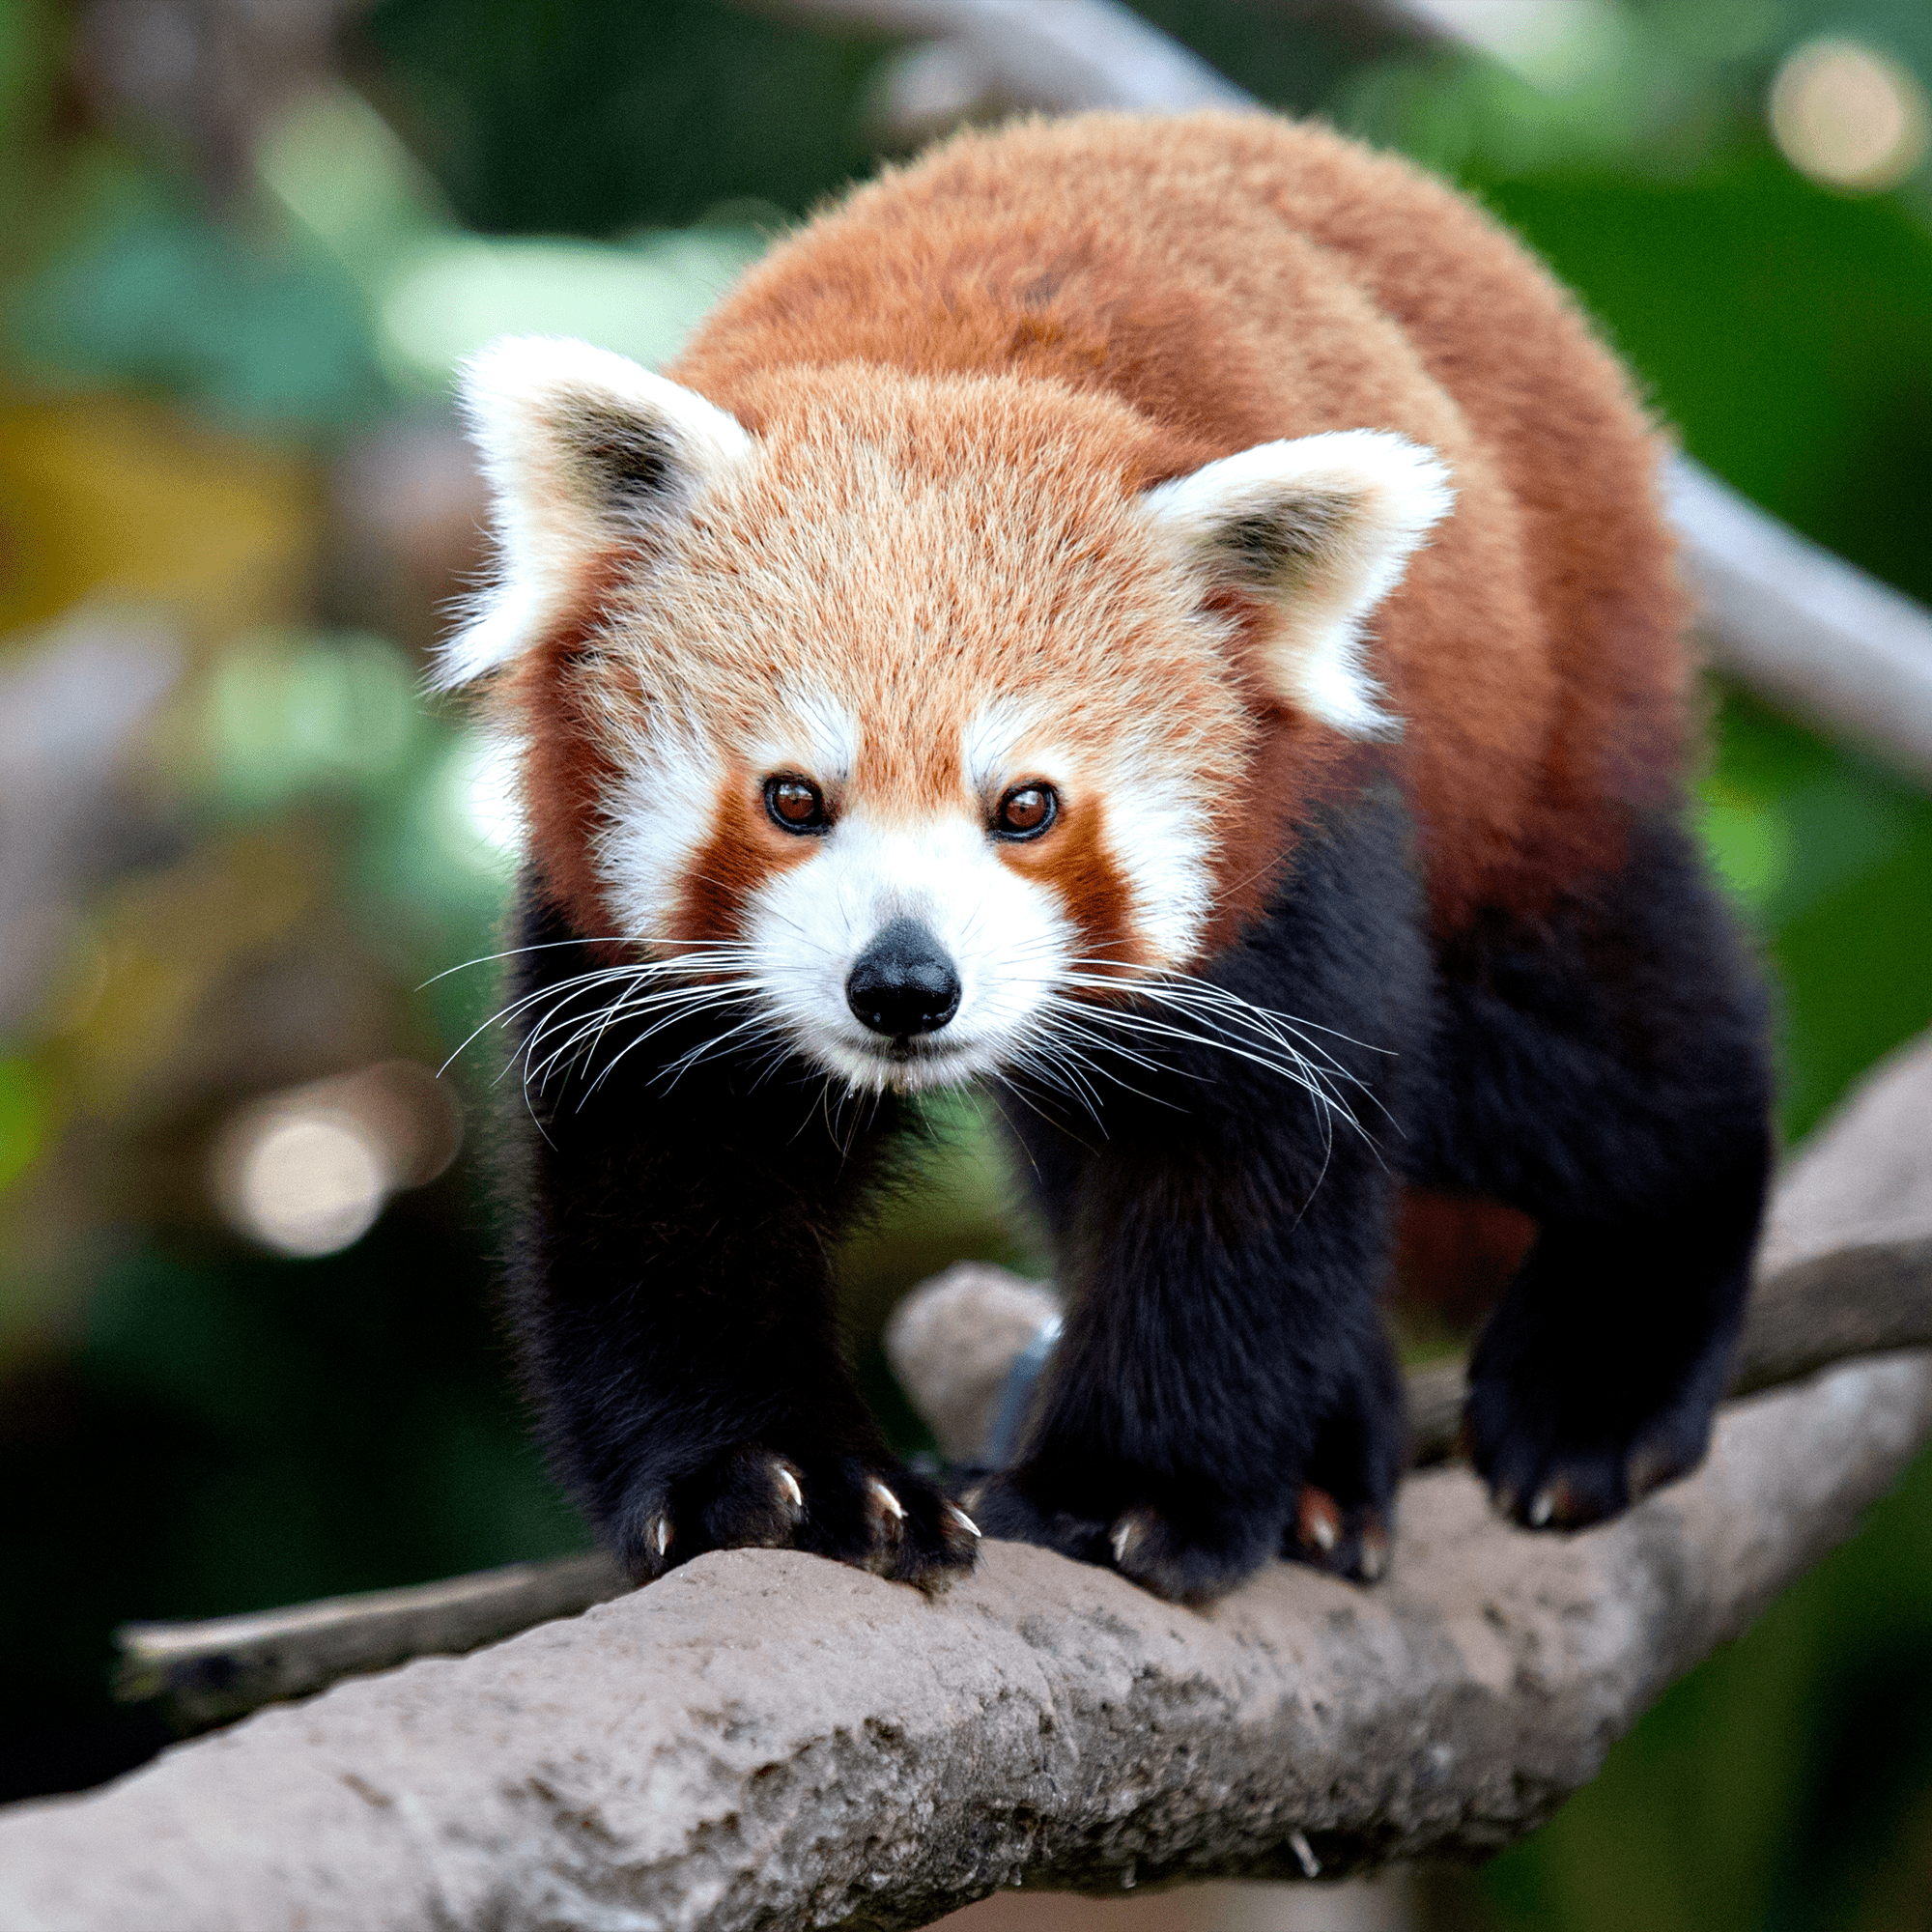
(869, 1479), (906, 1520)
(950, 1506), (981, 1539)
(652, 1516), (672, 1558)
(1110, 1519), (1137, 1564)
(1528, 1489), (1554, 1528)
(776, 1464), (804, 1509)
(1309, 1514), (1338, 1553)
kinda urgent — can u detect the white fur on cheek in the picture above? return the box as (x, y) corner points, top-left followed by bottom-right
(1099, 745), (1215, 969)
(595, 719), (727, 944)
(744, 810), (1073, 1093)
(962, 706), (1213, 973)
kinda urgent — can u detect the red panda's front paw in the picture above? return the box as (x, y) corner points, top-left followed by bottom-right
(620, 1447), (980, 1591)
(1282, 1484), (1392, 1583)
(967, 1470), (1277, 1604)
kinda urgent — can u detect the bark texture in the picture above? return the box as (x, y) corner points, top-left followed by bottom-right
(5, 1356), (1929, 1931)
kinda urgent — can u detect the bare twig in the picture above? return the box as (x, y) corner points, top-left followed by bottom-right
(114, 1554), (629, 1734)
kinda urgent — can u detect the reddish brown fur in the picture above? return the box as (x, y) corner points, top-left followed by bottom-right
(510, 601), (628, 954)
(672, 768), (832, 952)
(1395, 1191), (1540, 1327)
(669, 112), (1686, 939)
(999, 789), (1140, 971)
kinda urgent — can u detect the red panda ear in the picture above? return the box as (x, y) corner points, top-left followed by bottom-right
(434, 335), (753, 690)
(1142, 430), (1453, 739)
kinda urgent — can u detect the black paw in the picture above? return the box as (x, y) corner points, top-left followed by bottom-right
(966, 1468), (1280, 1604)
(1281, 1484), (1391, 1582)
(1463, 1372), (1715, 1531)
(617, 1446), (981, 1590)
(1278, 1335), (1405, 1581)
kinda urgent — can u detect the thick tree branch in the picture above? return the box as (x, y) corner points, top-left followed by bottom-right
(6, 1375), (1927, 1925)
(7, 1033), (1930, 1929)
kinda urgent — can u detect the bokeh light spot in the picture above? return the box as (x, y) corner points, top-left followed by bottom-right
(211, 1062), (463, 1258)
(1769, 38), (1930, 193)
(227, 1110), (387, 1258)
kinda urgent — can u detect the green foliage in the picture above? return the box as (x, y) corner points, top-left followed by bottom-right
(0, 1058), (43, 1193)
(12, 183), (387, 425)
(1479, 154), (1932, 603)
(358, 0), (895, 235)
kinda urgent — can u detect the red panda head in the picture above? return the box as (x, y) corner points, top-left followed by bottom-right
(442, 336), (1450, 1094)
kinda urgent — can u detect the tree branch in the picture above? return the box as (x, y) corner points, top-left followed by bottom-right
(1666, 459), (1932, 791)
(6, 1032), (1929, 1928)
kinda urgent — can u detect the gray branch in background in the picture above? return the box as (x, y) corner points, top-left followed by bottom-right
(1665, 458), (1932, 789)
(780, 0), (1248, 125)
(7, 1030), (1925, 1931)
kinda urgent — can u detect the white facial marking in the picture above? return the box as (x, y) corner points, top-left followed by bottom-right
(752, 687), (859, 787)
(746, 806), (1074, 1094)
(1094, 725), (1214, 969)
(961, 703), (1210, 972)
(596, 714), (727, 944)
(961, 695), (1043, 798)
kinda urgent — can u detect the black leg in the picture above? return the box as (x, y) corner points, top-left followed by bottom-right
(974, 786), (1430, 1601)
(498, 881), (978, 1587)
(1410, 811), (1774, 1528)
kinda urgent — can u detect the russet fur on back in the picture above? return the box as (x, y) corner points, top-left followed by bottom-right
(445, 113), (1772, 1602)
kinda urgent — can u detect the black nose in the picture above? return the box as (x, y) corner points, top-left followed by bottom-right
(845, 918), (961, 1037)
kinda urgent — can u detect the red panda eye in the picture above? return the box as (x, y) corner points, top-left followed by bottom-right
(994, 783), (1058, 840)
(765, 776), (829, 833)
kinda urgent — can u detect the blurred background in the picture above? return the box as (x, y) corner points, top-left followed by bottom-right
(0, 0), (1928, 1924)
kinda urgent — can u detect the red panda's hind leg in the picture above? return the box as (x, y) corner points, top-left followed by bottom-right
(1411, 810), (1775, 1533)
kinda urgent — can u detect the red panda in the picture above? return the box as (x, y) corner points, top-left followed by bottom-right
(441, 112), (1771, 1603)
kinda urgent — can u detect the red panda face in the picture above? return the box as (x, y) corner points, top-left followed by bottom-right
(576, 382), (1248, 1094)
(444, 339), (1450, 1094)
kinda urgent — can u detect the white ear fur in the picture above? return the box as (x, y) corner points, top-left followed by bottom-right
(435, 335), (753, 690)
(1142, 429), (1454, 739)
